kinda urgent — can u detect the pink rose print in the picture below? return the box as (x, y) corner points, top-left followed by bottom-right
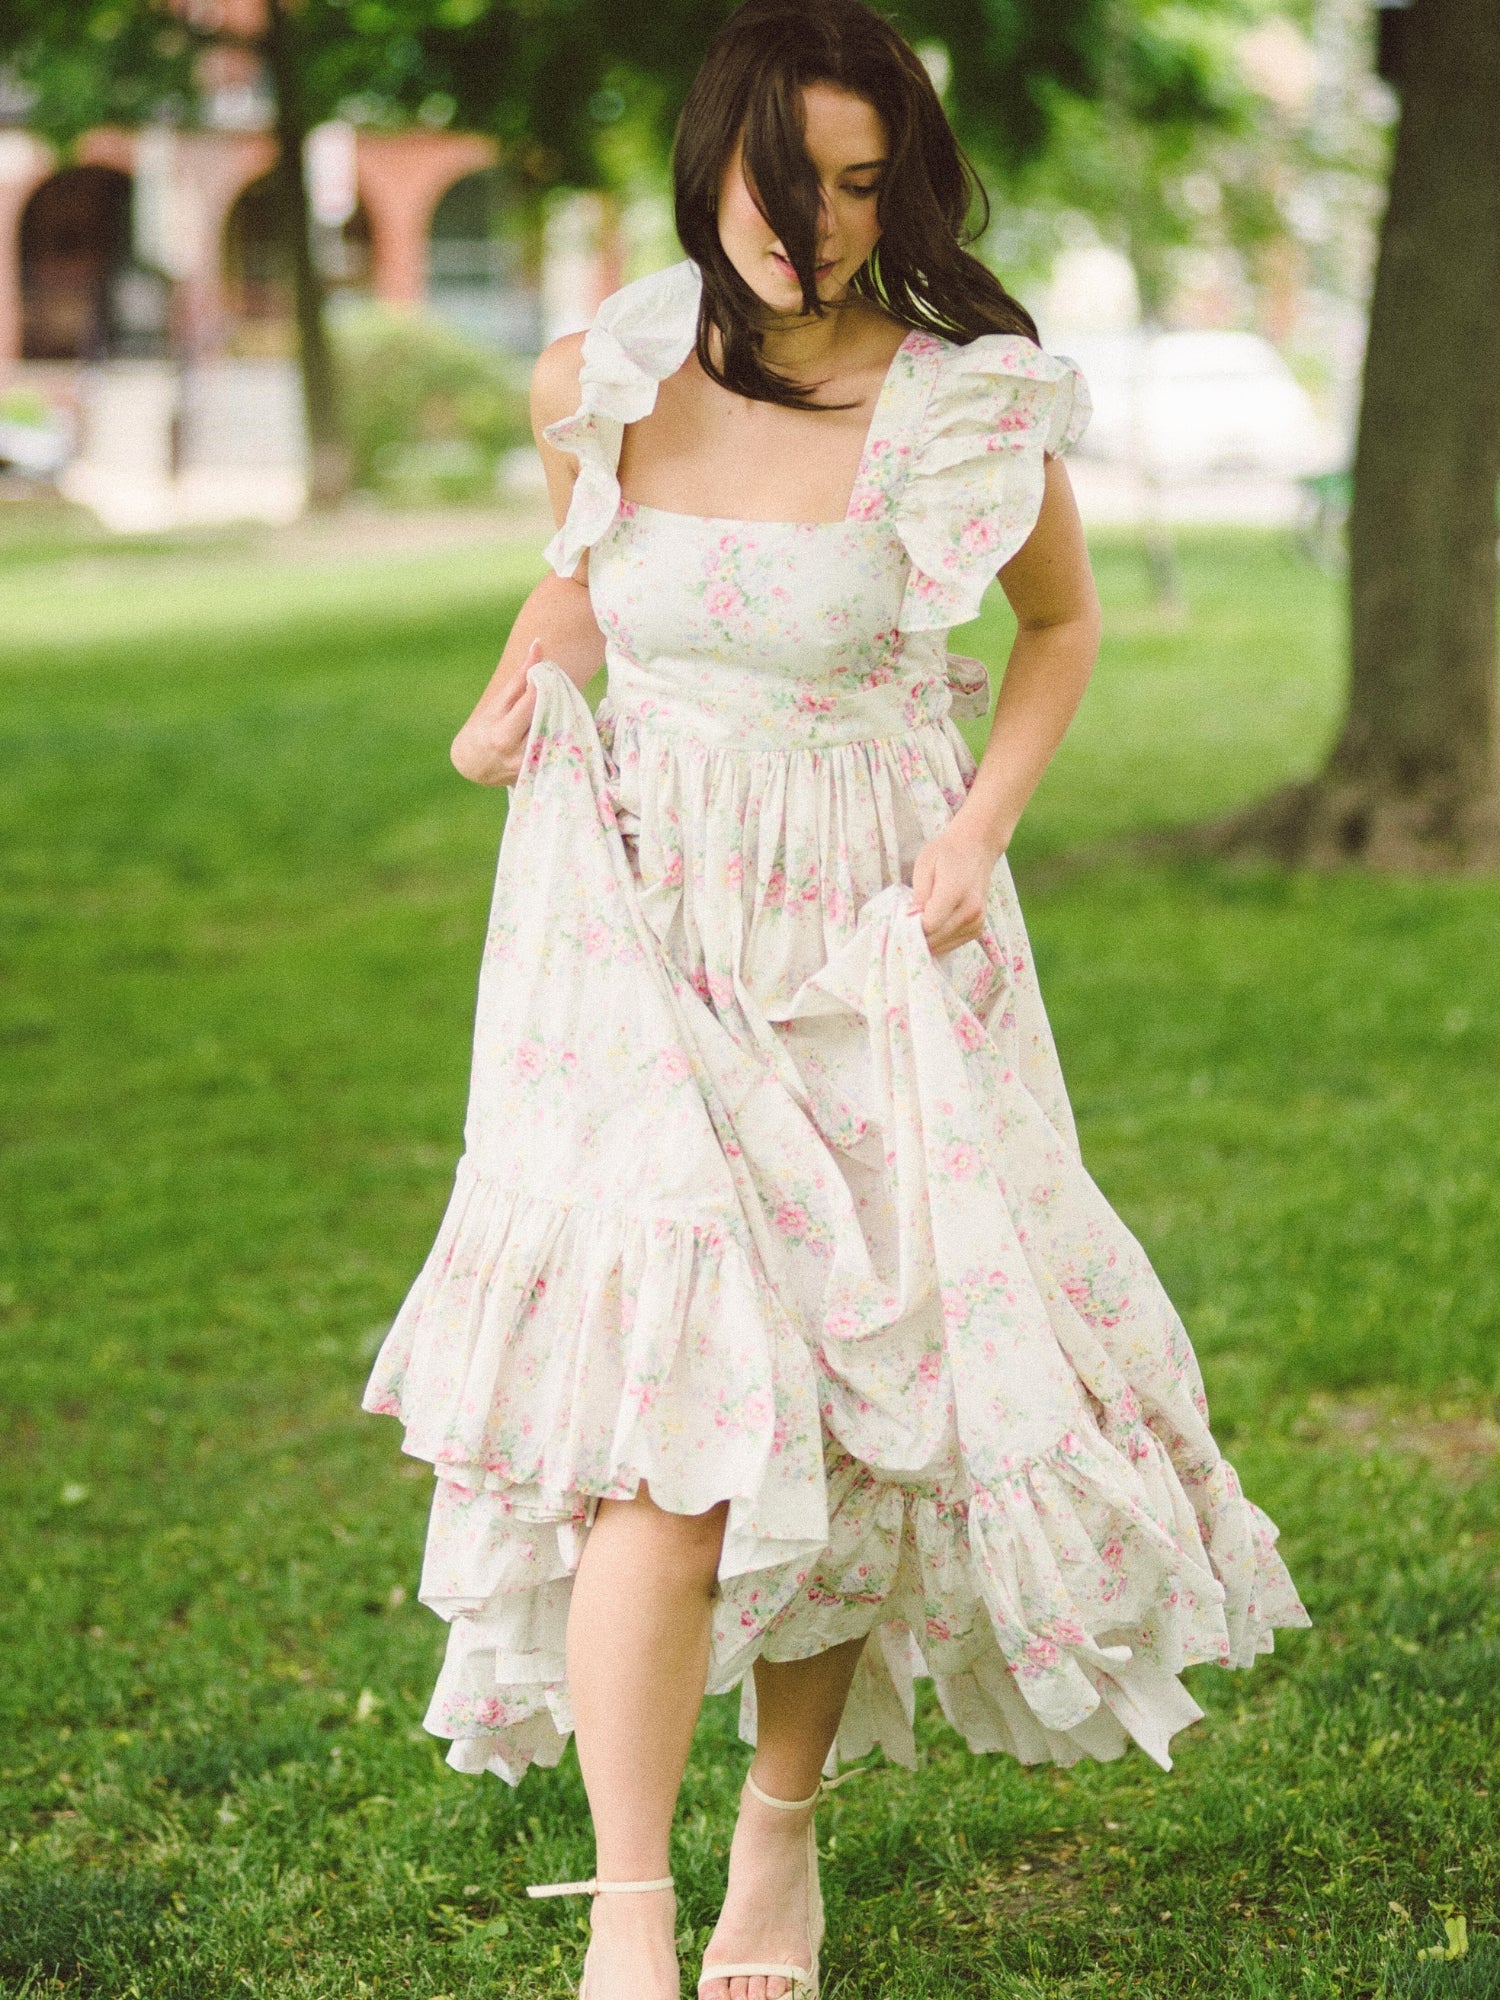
(773, 1198), (812, 1240)
(363, 315), (1308, 1792)
(655, 1049), (691, 1087)
(953, 1010), (987, 1052)
(1061, 1275), (1093, 1314)
(1020, 1634), (1060, 1673)
(1061, 1273), (1124, 1329)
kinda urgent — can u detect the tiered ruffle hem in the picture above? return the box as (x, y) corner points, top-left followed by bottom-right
(365, 663), (1307, 1784)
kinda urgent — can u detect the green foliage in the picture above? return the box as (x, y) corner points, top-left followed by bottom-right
(0, 0), (1303, 366)
(1, 0), (1258, 193)
(331, 307), (532, 500)
(0, 0), (197, 143)
(1, 521), (1496, 1995)
(0, 387), (57, 428)
(986, 2), (1287, 314)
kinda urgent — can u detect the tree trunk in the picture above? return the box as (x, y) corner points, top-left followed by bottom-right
(1219, 0), (1500, 870)
(262, 0), (350, 510)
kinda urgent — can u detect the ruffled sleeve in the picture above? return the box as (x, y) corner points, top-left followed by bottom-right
(895, 335), (1090, 633)
(541, 259), (703, 578)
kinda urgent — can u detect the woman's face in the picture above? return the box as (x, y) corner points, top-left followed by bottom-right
(717, 83), (888, 314)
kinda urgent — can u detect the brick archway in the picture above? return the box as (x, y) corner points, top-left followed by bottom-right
(19, 164), (142, 360)
(2, 124), (505, 370)
(178, 132), (278, 358)
(0, 135), (59, 365)
(354, 131), (498, 307)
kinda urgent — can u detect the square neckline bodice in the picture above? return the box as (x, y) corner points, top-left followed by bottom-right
(583, 324), (959, 756)
(613, 327), (930, 533)
(540, 257), (1092, 637)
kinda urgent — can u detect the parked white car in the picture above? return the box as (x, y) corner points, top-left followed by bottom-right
(1050, 329), (1340, 479)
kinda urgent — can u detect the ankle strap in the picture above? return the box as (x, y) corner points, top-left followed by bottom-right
(526, 1874), (674, 1899)
(744, 1764), (865, 1812)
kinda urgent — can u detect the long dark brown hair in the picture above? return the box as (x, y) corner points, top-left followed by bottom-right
(673, 0), (1039, 408)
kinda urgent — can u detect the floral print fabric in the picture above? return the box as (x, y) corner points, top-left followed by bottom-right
(364, 261), (1307, 1787)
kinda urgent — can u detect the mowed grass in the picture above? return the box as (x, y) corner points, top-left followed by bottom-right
(1, 509), (1497, 2000)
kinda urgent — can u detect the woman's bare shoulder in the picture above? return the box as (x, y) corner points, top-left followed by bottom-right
(530, 333), (587, 436)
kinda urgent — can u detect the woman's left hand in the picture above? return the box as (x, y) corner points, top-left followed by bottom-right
(910, 812), (1003, 956)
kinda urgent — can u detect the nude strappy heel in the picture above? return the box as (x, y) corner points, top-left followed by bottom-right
(526, 1871), (675, 2000)
(697, 1771), (838, 1999)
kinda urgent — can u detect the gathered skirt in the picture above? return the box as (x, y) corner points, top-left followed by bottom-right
(363, 661), (1308, 1784)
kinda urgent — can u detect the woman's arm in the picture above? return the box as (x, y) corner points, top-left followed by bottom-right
(910, 455), (1101, 953)
(957, 454), (1101, 859)
(450, 334), (608, 786)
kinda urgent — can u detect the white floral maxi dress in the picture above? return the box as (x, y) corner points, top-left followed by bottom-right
(363, 259), (1308, 1786)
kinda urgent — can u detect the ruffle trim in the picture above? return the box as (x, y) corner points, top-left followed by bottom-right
(362, 1162), (830, 1576)
(894, 336), (1091, 633)
(539, 258), (1090, 631)
(541, 260), (701, 578)
(407, 1411), (1305, 1787)
(363, 663), (1308, 1790)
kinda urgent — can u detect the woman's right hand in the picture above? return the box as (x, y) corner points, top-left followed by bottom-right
(450, 639), (544, 786)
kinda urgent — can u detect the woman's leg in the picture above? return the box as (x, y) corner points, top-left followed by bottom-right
(700, 1637), (868, 2000)
(566, 1484), (729, 2000)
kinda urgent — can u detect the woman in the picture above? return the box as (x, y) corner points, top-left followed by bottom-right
(364, 4), (1308, 1996)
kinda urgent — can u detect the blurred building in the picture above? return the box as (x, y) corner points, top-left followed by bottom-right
(0, 0), (622, 523)
(0, 124), (532, 370)
(1007, 0), (1388, 527)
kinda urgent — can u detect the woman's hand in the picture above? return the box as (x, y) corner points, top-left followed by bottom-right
(910, 810), (1003, 956)
(451, 639), (543, 787)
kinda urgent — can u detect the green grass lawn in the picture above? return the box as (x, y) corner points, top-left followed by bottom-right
(1, 511), (1496, 2000)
